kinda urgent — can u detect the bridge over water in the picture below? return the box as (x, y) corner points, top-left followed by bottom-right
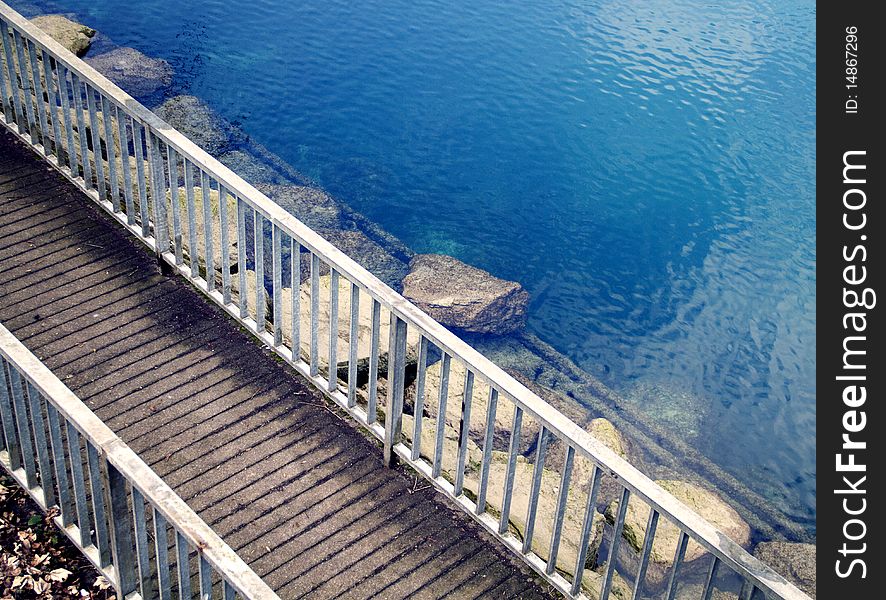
(0, 3), (809, 599)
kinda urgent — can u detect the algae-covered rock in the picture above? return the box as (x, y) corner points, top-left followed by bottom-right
(463, 455), (606, 580)
(754, 541), (816, 598)
(167, 186), (239, 281)
(257, 184), (343, 231)
(273, 274), (420, 379)
(401, 413), (482, 482)
(86, 47), (173, 98)
(606, 480), (751, 567)
(422, 359), (541, 455)
(154, 95), (241, 155)
(30, 15), (95, 56)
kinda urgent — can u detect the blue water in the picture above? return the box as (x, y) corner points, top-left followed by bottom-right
(21, 0), (816, 533)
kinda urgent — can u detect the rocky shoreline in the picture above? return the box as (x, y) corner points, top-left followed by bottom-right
(22, 12), (816, 596)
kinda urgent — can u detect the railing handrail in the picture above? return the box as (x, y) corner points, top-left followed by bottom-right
(0, 322), (280, 600)
(0, 4), (810, 599)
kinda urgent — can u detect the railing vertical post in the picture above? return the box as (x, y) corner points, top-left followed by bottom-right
(45, 403), (73, 526)
(25, 383), (56, 507)
(184, 157), (199, 276)
(199, 556), (212, 600)
(237, 197), (248, 318)
(522, 426), (550, 554)
(219, 186), (232, 303)
(9, 367), (37, 488)
(132, 120), (149, 236)
(545, 445), (574, 574)
(309, 253), (320, 376)
(85, 85), (106, 202)
(42, 52), (62, 159)
(71, 73), (92, 186)
(347, 282), (360, 408)
(201, 171), (215, 291)
(65, 424), (92, 547)
(101, 95), (120, 211)
(272, 225), (283, 345)
(254, 212), (266, 331)
(58, 65), (78, 175)
(0, 20), (13, 123)
(150, 133), (170, 256)
(327, 269), (339, 391)
(11, 29), (36, 137)
(475, 387), (497, 514)
(383, 315), (407, 466)
(153, 511), (173, 600)
(169, 147), (184, 265)
(454, 369), (474, 496)
(117, 107), (135, 224)
(431, 353), (451, 479)
(0, 359), (22, 469)
(498, 404), (523, 534)
(366, 299), (381, 424)
(105, 460), (138, 597)
(601, 487), (631, 600)
(86, 442), (112, 567)
(570, 465), (602, 595)
(131, 488), (154, 600)
(290, 239), (301, 361)
(25, 39), (50, 151)
(0, 21), (24, 127)
(410, 337), (428, 460)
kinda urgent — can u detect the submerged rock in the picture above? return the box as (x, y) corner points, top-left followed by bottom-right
(220, 150), (291, 186)
(402, 254), (529, 335)
(318, 229), (409, 290)
(753, 541), (816, 598)
(86, 47), (173, 98)
(256, 185), (408, 289)
(30, 15), (95, 56)
(257, 184), (343, 231)
(154, 95), (241, 155)
(606, 480), (751, 569)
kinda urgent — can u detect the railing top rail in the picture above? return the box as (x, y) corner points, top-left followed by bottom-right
(0, 4), (810, 599)
(0, 323), (280, 600)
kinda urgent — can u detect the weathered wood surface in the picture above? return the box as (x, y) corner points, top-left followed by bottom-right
(0, 127), (550, 599)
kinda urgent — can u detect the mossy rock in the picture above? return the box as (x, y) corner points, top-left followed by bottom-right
(606, 480), (751, 566)
(463, 455), (606, 580)
(30, 15), (95, 56)
(401, 413), (482, 481)
(421, 359), (541, 456)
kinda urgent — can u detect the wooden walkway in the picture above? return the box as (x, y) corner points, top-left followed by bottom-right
(0, 127), (550, 599)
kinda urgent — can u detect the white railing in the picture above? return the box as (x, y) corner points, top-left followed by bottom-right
(0, 3), (810, 599)
(0, 323), (280, 600)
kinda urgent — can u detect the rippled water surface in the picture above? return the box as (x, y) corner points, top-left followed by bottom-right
(21, 0), (816, 532)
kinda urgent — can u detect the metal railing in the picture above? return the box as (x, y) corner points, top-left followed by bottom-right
(0, 3), (811, 599)
(0, 323), (281, 600)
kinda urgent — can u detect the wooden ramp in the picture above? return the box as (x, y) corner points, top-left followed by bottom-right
(0, 127), (550, 599)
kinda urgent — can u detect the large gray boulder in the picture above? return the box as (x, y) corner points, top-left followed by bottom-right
(154, 95), (241, 155)
(754, 542), (816, 598)
(402, 254), (529, 335)
(30, 15), (95, 56)
(86, 47), (173, 98)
